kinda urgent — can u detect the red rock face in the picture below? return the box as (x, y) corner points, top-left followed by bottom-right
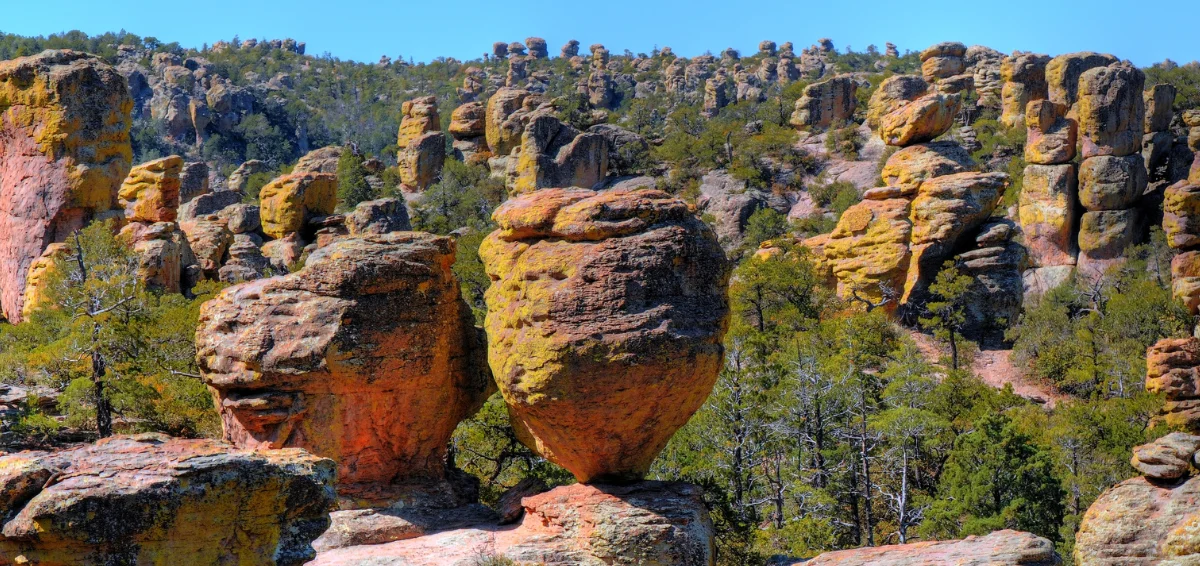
(0, 50), (133, 322)
(1147, 337), (1200, 431)
(196, 232), (492, 506)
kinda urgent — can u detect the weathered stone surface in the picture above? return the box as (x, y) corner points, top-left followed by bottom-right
(806, 530), (1059, 566)
(179, 160), (210, 203)
(702, 76), (728, 118)
(511, 114), (608, 194)
(524, 37), (547, 59)
(1076, 63), (1145, 159)
(1147, 337), (1200, 431)
(904, 172), (1007, 302)
(480, 188), (729, 483)
(19, 243), (70, 320)
(880, 141), (972, 195)
(1023, 265), (1075, 299)
(1163, 181), (1200, 249)
(293, 146), (343, 175)
(261, 232), (306, 272)
(119, 155), (182, 223)
(0, 50), (133, 322)
(397, 97), (445, 192)
(1144, 130), (1174, 180)
(346, 198), (410, 236)
(215, 202), (259, 235)
(181, 215), (233, 279)
(966, 45), (1005, 108)
(1000, 52), (1050, 128)
(879, 92), (961, 146)
(560, 40), (580, 59)
(867, 75), (928, 128)
(198, 232), (490, 504)
(218, 234), (270, 283)
(1025, 100), (1077, 165)
(1173, 251), (1200, 315)
(824, 198), (912, 306)
(790, 75), (857, 129)
(1146, 83), (1177, 132)
(1077, 209), (1141, 259)
(259, 172), (338, 238)
(1076, 474), (1200, 564)
(228, 159), (267, 192)
(1019, 164), (1078, 267)
(587, 124), (649, 177)
(120, 221), (187, 293)
(485, 88), (533, 156)
(957, 223), (1027, 340)
(309, 482), (714, 566)
(0, 434), (335, 566)
(180, 188), (243, 222)
(1045, 52), (1118, 108)
(1078, 155), (1146, 210)
(1131, 432), (1200, 480)
(697, 170), (789, 247)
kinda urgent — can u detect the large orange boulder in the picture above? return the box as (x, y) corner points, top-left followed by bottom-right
(0, 434), (336, 566)
(1163, 181), (1200, 249)
(1024, 100), (1077, 165)
(806, 530), (1058, 566)
(823, 197), (913, 306)
(1076, 63), (1145, 159)
(1075, 474), (1200, 564)
(118, 155), (183, 222)
(197, 232), (492, 506)
(999, 52), (1049, 128)
(1173, 251), (1200, 315)
(880, 141), (972, 195)
(510, 113), (608, 194)
(0, 50), (133, 322)
(866, 74), (928, 129)
(479, 188), (730, 483)
(1019, 164), (1078, 267)
(878, 92), (961, 146)
(258, 172), (338, 238)
(396, 96), (445, 193)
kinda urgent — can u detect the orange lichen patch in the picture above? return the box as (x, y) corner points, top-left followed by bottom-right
(119, 155), (183, 222)
(258, 172), (338, 238)
(481, 187), (730, 483)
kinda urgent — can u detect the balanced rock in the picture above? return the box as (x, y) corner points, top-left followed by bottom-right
(0, 434), (335, 566)
(1146, 83), (1177, 133)
(485, 88), (534, 156)
(806, 530), (1059, 566)
(449, 101), (490, 164)
(120, 221), (189, 293)
(479, 188), (730, 482)
(346, 198), (410, 236)
(228, 159), (267, 192)
(525, 37), (547, 59)
(198, 232), (491, 504)
(560, 40), (580, 58)
(1076, 62), (1145, 159)
(0, 50), (133, 322)
(1147, 337), (1200, 431)
(920, 41), (967, 82)
(1077, 208), (1141, 261)
(397, 96), (445, 192)
(1163, 180), (1200, 249)
(879, 92), (961, 146)
(1019, 164), (1078, 267)
(294, 146), (343, 175)
(880, 141), (973, 195)
(1025, 100), (1077, 165)
(259, 172), (338, 238)
(790, 75), (857, 129)
(119, 155), (183, 222)
(1173, 251), (1200, 315)
(867, 74), (929, 128)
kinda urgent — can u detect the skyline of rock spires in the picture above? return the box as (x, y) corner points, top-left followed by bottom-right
(0, 28), (1197, 564)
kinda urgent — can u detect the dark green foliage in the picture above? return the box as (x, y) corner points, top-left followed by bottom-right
(1145, 60), (1200, 112)
(410, 160), (506, 235)
(336, 146), (375, 208)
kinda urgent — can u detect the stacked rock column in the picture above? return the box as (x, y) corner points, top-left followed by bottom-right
(1074, 63), (1147, 275)
(1144, 84), (1177, 182)
(1163, 110), (1200, 315)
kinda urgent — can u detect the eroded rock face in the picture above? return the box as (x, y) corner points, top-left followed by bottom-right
(309, 482), (715, 566)
(259, 172), (338, 238)
(479, 188), (730, 483)
(1146, 337), (1200, 431)
(397, 96), (446, 192)
(1000, 52), (1049, 128)
(1162, 181), (1200, 249)
(1045, 52), (1118, 108)
(867, 75), (929, 129)
(119, 155), (183, 222)
(1019, 164), (1078, 267)
(485, 88), (533, 156)
(0, 434), (335, 566)
(448, 102), (490, 164)
(1079, 154), (1147, 210)
(790, 75), (857, 129)
(1075, 475), (1200, 565)
(19, 243), (70, 320)
(824, 198), (913, 306)
(1076, 63), (1145, 159)
(294, 146), (343, 175)
(197, 232), (491, 505)
(0, 50), (134, 322)
(880, 141), (973, 195)
(1173, 251), (1200, 315)
(511, 114), (608, 194)
(1025, 100), (1077, 165)
(879, 92), (961, 146)
(806, 530), (1059, 566)
(346, 198), (410, 236)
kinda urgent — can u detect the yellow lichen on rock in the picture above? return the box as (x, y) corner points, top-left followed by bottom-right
(822, 198), (912, 306)
(19, 243), (70, 321)
(119, 155), (183, 222)
(258, 172), (338, 238)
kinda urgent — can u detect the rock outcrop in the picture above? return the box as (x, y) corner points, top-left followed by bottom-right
(510, 113), (608, 194)
(0, 50), (133, 322)
(119, 155), (182, 223)
(790, 75), (857, 129)
(197, 232), (491, 505)
(258, 172), (338, 239)
(396, 96), (446, 192)
(479, 188), (730, 482)
(1146, 337), (1200, 431)
(879, 91), (961, 146)
(999, 52), (1049, 128)
(448, 101), (490, 164)
(310, 482), (714, 566)
(0, 434), (335, 566)
(805, 530), (1059, 565)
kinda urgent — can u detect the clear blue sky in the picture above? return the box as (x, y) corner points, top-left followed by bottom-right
(0, 0), (1194, 67)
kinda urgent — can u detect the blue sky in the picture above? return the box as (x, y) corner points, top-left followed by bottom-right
(1, 0), (1194, 66)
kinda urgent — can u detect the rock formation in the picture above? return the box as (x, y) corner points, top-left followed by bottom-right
(293, 146), (343, 174)
(510, 113), (609, 194)
(19, 243), (70, 320)
(790, 75), (858, 129)
(866, 75), (929, 129)
(805, 530), (1059, 565)
(1045, 52), (1118, 110)
(0, 434), (335, 566)
(560, 39), (579, 58)
(524, 37), (547, 59)
(310, 482), (714, 566)
(396, 96), (446, 192)
(479, 188), (730, 482)
(999, 52), (1049, 128)
(197, 232), (491, 505)
(965, 45), (1004, 109)
(0, 50), (133, 322)
(448, 101), (490, 164)
(258, 172), (338, 239)
(920, 41), (968, 84)
(703, 73), (728, 118)
(1144, 83), (1176, 182)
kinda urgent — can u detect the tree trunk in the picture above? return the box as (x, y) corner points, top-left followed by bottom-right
(92, 322), (112, 438)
